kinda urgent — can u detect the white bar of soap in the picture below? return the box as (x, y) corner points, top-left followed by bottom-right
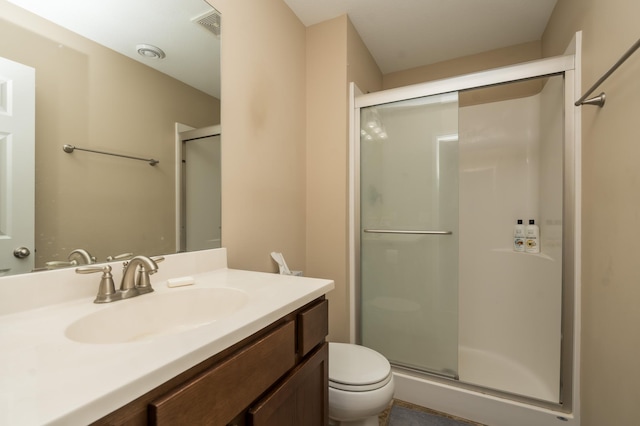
(167, 276), (195, 288)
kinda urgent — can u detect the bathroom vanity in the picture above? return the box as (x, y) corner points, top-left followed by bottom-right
(98, 298), (329, 425)
(0, 248), (334, 425)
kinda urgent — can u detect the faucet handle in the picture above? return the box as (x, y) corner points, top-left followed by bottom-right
(106, 252), (134, 261)
(45, 259), (79, 269)
(76, 265), (121, 303)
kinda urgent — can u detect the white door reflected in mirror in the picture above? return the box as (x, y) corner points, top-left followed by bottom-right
(0, 56), (35, 276)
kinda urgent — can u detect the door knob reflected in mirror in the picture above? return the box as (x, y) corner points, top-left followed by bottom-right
(13, 247), (31, 259)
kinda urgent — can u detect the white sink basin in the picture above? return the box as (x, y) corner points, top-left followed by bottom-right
(65, 287), (248, 344)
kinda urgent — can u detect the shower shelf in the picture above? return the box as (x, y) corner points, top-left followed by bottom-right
(490, 248), (554, 262)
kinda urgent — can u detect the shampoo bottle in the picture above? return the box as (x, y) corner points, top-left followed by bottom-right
(525, 219), (540, 253)
(513, 219), (526, 252)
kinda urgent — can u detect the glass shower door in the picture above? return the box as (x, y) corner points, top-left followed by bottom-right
(359, 92), (459, 378)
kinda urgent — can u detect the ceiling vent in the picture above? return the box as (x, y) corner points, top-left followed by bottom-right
(136, 44), (166, 59)
(193, 8), (221, 38)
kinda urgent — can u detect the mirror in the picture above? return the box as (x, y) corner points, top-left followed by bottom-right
(0, 0), (221, 276)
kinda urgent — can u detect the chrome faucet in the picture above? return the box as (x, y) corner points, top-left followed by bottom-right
(68, 248), (96, 265)
(119, 255), (160, 299)
(76, 255), (163, 303)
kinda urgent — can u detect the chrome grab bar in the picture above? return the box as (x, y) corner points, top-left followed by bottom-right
(363, 229), (452, 235)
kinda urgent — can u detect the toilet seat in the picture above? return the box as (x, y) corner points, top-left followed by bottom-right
(329, 343), (392, 392)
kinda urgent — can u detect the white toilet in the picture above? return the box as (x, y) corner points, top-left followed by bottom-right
(328, 342), (395, 426)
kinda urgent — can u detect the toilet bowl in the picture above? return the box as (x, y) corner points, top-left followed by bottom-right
(328, 342), (395, 426)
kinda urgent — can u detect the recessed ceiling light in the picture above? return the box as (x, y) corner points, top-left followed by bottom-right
(136, 44), (166, 59)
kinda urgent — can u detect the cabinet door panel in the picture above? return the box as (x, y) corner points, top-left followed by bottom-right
(249, 343), (328, 426)
(150, 321), (296, 425)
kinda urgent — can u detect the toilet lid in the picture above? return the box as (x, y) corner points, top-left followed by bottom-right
(329, 343), (392, 391)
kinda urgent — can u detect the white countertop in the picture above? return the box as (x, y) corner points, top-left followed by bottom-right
(0, 249), (334, 425)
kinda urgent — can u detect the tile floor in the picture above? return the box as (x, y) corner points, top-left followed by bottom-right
(379, 399), (486, 426)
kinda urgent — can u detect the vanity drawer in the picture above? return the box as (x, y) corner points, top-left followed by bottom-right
(149, 320), (296, 425)
(297, 299), (328, 357)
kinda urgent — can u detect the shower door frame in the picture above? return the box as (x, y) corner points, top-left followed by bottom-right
(350, 54), (578, 413)
(175, 124), (222, 253)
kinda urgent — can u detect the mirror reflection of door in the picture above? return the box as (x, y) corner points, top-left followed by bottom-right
(0, 56), (35, 276)
(178, 125), (221, 252)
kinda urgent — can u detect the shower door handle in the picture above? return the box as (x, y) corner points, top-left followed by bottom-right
(363, 229), (452, 235)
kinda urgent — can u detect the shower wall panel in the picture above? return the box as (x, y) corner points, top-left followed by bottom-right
(458, 82), (562, 402)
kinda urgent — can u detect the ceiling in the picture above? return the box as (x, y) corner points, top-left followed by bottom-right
(6, 0), (221, 98)
(284, 0), (559, 74)
(6, 0), (558, 98)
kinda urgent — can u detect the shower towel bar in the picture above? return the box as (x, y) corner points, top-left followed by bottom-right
(363, 229), (452, 235)
(575, 37), (640, 107)
(63, 144), (159, 166)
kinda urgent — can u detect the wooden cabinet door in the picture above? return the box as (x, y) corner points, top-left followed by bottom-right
(150, 321), (296, 425)
(248, 343), (328, 426)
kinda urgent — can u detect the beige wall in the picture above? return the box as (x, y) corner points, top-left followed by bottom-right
(211, 0), (307, 273)
(384, 41), (544, 107)
(383, 41), (542, 89)
(543, 1), (640, 425)
(0, 1), (219, 267)
(212, 1), (381, 341)
(306, 15), (349, 342)
(305, 15), (382, 342)
(346, 18), (383, 95)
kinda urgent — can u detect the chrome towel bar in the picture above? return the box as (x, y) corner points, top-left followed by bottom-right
(575, 37), (640, 107)
(63, 144), (159, 166)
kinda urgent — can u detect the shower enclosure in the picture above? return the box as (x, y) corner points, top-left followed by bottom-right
(352, 54), (578, 425)
(177, 124), (222, 252)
